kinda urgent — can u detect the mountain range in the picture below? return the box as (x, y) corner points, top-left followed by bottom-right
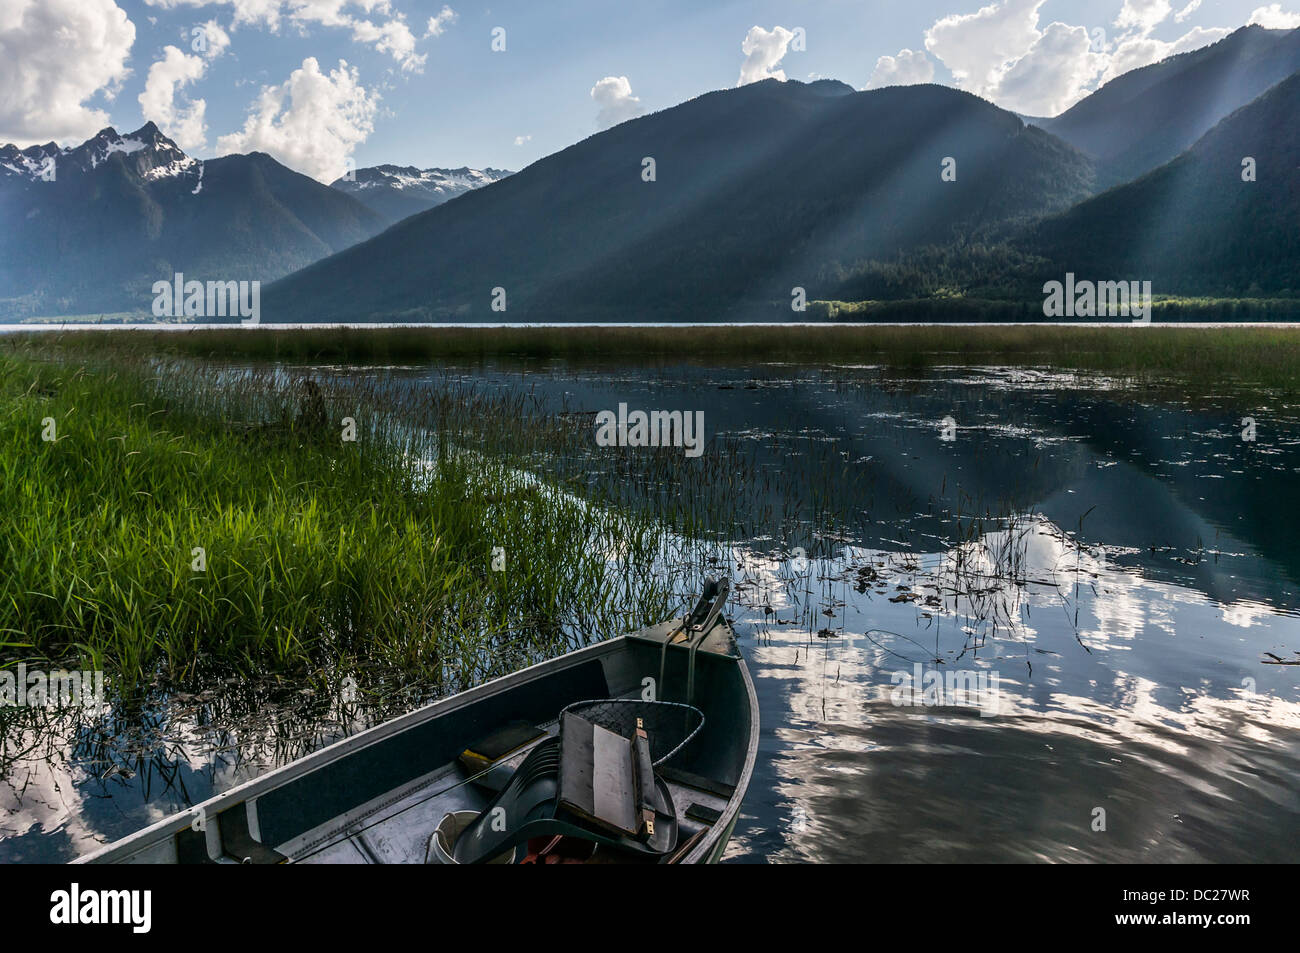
(330, 165), (511, 225)
(0, 123), (385, 317)
(264, 79), (1096, 323)
(260, 24), (1300, 323)
(2, 24), (1297, 322)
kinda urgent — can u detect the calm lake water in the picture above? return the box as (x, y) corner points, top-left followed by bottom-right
(3, 360), (1298, 862)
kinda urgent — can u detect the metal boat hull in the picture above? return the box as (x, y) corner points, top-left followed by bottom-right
(76, 614), (757, 865)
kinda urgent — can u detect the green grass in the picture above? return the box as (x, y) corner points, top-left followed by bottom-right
(0, 349), (672, 696)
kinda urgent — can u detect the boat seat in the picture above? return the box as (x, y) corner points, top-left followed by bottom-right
(450, 711), (679, 864)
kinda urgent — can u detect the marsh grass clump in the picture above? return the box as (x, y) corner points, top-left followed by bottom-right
(0, 349), (672, 698)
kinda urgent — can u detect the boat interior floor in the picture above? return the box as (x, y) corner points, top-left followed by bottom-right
(281, 700), (730, 864)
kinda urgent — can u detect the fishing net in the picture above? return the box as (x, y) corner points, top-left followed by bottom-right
(560, 698), (704, 767)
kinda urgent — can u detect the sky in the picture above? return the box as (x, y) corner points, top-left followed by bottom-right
(1, 0), (1297, 183)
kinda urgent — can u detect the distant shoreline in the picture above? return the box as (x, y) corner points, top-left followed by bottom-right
(11, 323), (1298, 390)
(6, 320), (1300, 333)
(5, 295), (1300, 332)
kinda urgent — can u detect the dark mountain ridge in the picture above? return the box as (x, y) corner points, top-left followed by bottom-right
(1038, 25), (1300, 186)
(1030, 70), (1300, 297)
(0, 124), (385, 318)
(263, 80), (1095, 323)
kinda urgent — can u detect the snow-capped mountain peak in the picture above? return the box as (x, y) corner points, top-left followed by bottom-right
(342, 164), (508, 194)
(0, 123), (200, 183)
(329, 163), (512, 224)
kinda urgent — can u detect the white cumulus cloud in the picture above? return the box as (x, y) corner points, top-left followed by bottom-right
(197, 18), (232, 57)
(924, 0), (1045, 100)
(216, 57), (379, 182)
(0, 0), (136, 146)
(1097, 25), (1228, 84)
(144, 1), (435, 71)
(143, 0), (284, 29)
(1248, 4), (1300, 27)
(425, 5), (456, 37)
(1115, 0), (1173, 35)
(139, 46), (210, 150)
(866, 48), (935, 88)
(348, 15), (424, 72)
(996, 22), (1103, 115)
(137, 21), (231, 152)
(737, 26), (795, 86)
(590, 76), (644, 129)
(1174, 1), (1201, 23)
(923, 0), (1230, 117)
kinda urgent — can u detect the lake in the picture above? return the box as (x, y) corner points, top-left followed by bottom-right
(2, 358), (1297, 862)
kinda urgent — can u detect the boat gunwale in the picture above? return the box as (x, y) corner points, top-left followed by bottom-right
(680, 633), (758, 864)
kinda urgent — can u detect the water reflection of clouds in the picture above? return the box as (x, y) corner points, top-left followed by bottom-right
(724, 509), (1300, 860)
(1221, 599), (1276, 628)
